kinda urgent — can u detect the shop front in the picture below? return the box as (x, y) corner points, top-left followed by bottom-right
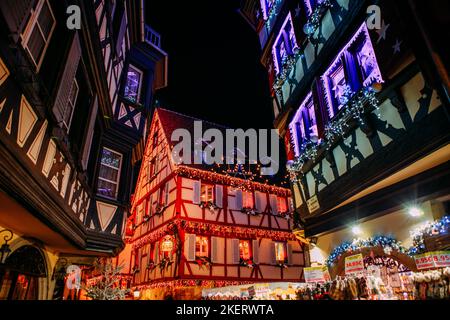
(306, 198), (450, 300)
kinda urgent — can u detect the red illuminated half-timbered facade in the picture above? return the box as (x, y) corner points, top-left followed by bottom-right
(119, 108), (307, 299)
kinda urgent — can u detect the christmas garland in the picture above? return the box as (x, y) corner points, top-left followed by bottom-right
(132, 219), (297, 250)
(303, 0), (332, 38)
(325, 236), (409, 267)
(408, 216), (450, 255)
(134, 279), (255, 291)
(287, 86), (381, 179)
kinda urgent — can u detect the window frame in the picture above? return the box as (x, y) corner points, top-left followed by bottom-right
(239, 239), (252, 260)
(21, 0), (56, 71)
(289, 92), (317, 157)
(124, 64), (144, 103)
(200, 184), (214, 203)
(274, 242), (287, 264)
(272, 12), (298, 75)
(321, 23), (384, 120)
(195, 235), (209, 258)
(97, 147), (123, 200)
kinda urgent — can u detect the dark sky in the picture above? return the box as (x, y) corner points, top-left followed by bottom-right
(145, 0), (274, 130)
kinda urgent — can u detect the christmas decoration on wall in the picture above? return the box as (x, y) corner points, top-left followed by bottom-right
(408, 216), (450, 255)
(325, 236), (409, 267)
(195, 256), (212, 269)
(199, 201), (219, 213)
(287, 86), (381, 180)
(134, 279), (255, 291)
(263, 0), (283, 29)
(132, 219), (296, 251)
(176, 166), (291, 197)
(303, 0), (332, 38)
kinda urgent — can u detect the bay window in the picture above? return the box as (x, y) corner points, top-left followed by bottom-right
(272, 13), (298, 74)
(97, 147), (122, 199)
(21, 0), (56, 69)
(288, 92), (318, 157)
(322, 22), (383, 119)
(239, 240), (251, 260)
(195, 236), (209, 257)
(124, 64), (143, 103)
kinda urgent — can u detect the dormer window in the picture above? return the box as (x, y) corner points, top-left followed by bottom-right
(124, 64), (143, 103)
(272, 13), (298, 75)
(322, 22), (383, 119)
(289, 92), (317, 157)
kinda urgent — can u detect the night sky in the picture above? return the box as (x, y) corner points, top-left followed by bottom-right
(145, 0), (288, 184)
(145, 0), (273, 130)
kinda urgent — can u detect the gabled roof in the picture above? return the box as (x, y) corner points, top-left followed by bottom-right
(152, 107), (289, 193)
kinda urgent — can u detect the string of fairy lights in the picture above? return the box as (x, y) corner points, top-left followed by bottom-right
(132, 219), (296, 251)
(287, 86), (382, 181)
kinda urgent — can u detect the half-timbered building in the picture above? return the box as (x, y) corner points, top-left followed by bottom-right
(240, 0), (449, 277)
(119, 108), (306, 300)
(0, 0), (167, 299)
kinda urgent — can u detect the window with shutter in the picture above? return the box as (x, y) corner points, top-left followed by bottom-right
(53, 33), (81, 125)
(201, 184), (214, 203)
(21, 0), (55, 69)
(192, 181), (201, 204)
(215, 185), (223, 208)
(185, 234), (196, 261)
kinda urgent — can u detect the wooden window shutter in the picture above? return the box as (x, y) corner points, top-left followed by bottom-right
(231, 239), (240, 264)
(287, 243), (294, 265)
(192, 181), (201, 204)
(255, 192), (264, 213)
(0, 0), (36, 42)
(185, 234), (196, 261)
(211, 237), (219, 263)
(164, 182), (170, 206)
(252, 240), (259, 264)
(269, 194), (278, 214)
(154, 155), (159, 174)
(215, 185), (223, 208)
(81, 96), (98, 170)
(53, 33), (81, 126)
(270, 242), (277, 265)
(235, 189), (243, 210)
(148, 194), (153, 215)
(154, 241), (160, 264)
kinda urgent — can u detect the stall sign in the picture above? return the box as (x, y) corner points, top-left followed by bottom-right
(304, 266), (329, 283)
(345, 254), (365, 276)
(414, 252), (435, 270)
(255, 284), (270, 296)
(431, 251), (450, 268)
